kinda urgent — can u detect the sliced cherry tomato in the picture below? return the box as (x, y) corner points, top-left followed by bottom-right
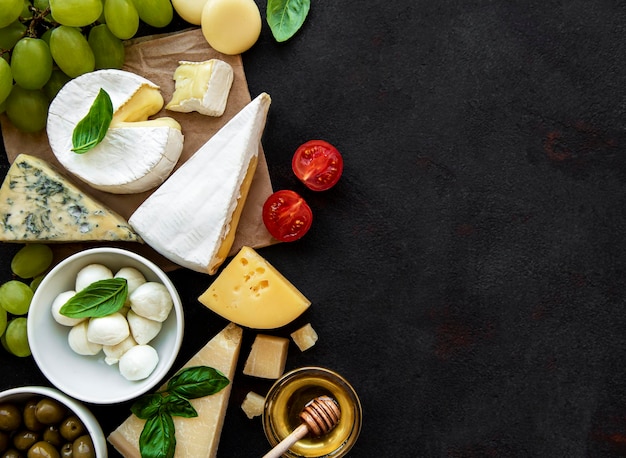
(292, 140), (343, 191)
(262, 190), (313, 242)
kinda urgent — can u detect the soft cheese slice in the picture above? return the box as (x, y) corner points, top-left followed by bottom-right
(198, 246), (311, 329)
(108, 322), (243, 458)
(0, 154), (141, 242)
(47, 69), (184, 194)
(166, 59), (234, 116)
(129, 92), (271, 274)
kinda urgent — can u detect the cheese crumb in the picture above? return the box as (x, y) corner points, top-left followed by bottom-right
(241, 391), (265, 419)
(243, 334), (289, 379)
(290, 323), (318, 352)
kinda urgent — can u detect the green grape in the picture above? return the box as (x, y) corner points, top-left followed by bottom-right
(5, 85), (48, 132)
(11, 38), (53, 90)
(11, 244), (53, 279)
(0, 59), (11, 105)
(30, 275), (44, 292)
(88, 24), (124, 69)
(0, 0), (22, 28)
(132, 0), (173, 28)
(49, 0), (102, 27)
(43, 68), (70, 100)
(104, 0), (138, 39)
(0, 100), (5, 114)
(33, 0), (49, 9)
(21, 0), (33, 20)
(49, 25), (95, 77)
(3, 317), (30, 357)
(0, 20), (27, 50)
(0, 280), (34, 315)
(0, 308), (6, 338)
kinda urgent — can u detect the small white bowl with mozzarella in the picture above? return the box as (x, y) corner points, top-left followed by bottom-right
(28, 247), (184, 404)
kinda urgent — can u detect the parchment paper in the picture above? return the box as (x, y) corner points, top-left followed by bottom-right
(0, 28), (276, 272)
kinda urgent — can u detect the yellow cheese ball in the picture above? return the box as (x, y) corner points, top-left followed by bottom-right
(172, 0), (207, 25)
(200, 0), (261, 55)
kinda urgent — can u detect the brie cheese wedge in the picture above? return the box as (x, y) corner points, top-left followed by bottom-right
(166, 59), (234, 116)
(129, 92), (271, 274)
(47, 69), (184, 194)
(0, 154), (141, 243)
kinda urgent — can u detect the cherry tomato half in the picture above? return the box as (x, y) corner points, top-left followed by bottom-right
(262, 190), (313, 242)
(292, 140), (343, 191)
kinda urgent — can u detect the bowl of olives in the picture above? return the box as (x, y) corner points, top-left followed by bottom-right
(0, 385), (107, 457)
(27, 247), (184, 404)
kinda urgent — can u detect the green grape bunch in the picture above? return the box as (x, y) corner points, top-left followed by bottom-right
(0, 0), (175, 133)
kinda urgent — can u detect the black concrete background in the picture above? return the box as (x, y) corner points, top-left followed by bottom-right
(3, 1), (626, 456)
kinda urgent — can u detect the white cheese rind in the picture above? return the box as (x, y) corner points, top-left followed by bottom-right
(47, 69), (184, 194)
(0, 154), (141, 243)
(166, 59), (234, 116)
(129, 92), (271, 273)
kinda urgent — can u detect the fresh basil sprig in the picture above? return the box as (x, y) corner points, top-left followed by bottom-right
(267, 0), (310, 42)
(131, 366), (230, 458)
(72, 88), (113, 154)
(60, 277), (127, 318)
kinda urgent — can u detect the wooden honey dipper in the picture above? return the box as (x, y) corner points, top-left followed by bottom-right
(263, 395), (341, 458)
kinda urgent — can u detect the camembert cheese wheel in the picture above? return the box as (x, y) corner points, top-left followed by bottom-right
(47, 69), (184, 194)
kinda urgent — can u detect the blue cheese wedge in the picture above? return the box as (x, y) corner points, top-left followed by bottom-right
(0, 154), (141, 242)
(166, 59), (234, 116)
(129, 92), (271, 274)
(47, 69), (184, 194)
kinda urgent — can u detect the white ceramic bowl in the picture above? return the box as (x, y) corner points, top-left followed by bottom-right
(0, 385), (107, 456)
(28, 247), (184, 404)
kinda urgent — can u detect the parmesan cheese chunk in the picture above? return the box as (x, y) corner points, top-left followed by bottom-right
(241, 391), (265, 419)
(243, 334), (289, 379)
(290, 323), (318, 352)
(166, 59), (234, 116)
(108, 323), (243, 458)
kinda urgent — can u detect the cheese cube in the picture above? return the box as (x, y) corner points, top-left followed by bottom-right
(240, 391), (265, 419)
(198, 246), (311, 329)
(166, 59), (233, 116)
(243, 334), (289, 379)
(290, 323), (318, 352)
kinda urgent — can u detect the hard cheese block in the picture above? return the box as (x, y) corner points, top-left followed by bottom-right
(0, 154), (141, 242)
(243, 334), (289, 379)
(108, 322), (243, 458)
(198, 246), (311, 329)
(129, 92), (271, 274)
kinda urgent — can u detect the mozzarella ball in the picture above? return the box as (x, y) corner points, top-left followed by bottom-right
(86, 312), (130, 346)
(130, 282), (173, 322)
(103, 335), (137, 365)
(68, 321), (102, 356)
(127, 309), (162, 345)
(114, 267), (147, 296)
(119, 345), (159, 381)
(51, 290), (85, 327)
(75, 263), (113, 291)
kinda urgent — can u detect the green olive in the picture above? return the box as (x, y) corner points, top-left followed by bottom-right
(71, 435), (93, 458)
(34, 400), (66, 425)
(26, 440), (60, 458)
(58, 417), (84, 443)
(0, 403), (22, 431)
(0, 431), (9, 453)
(22, 400), (43, 432)
(13, 429), (39, 451)
(42, 426), (63, 448)
(59, 443), (72, 457)
(2, 448), (22, 458)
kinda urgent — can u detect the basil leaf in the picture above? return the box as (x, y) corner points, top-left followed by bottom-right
(267, 0), (310, 42)
(139, 412), (176, 458)
(167, 366), (230, 399)
(163, 393), (198, 418)
(59, 277), (127, 318)
(72, 88), (113, 154)
(131, 393), (164, 420)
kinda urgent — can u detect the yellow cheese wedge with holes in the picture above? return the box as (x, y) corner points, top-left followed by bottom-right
(198, 246), (311, 329)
